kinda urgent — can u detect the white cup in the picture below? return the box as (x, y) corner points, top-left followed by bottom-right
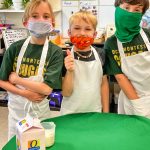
(41, 122), (56, 147)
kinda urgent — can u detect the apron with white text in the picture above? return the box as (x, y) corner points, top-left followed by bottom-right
(8, 37), (51, 139)
(61, 46), (103, 115)
(117, 29), (150, 118)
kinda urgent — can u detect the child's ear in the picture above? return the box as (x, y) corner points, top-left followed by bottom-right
(23, 21), (27, 27)
(52, 19), (55, 27)
(68, 29), (71, 37)
(93, 31), (97, 38)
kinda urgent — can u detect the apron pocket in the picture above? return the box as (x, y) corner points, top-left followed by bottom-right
(130, 96), (150, 118)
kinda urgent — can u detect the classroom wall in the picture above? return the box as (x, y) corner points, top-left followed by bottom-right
(0, 0), (116, 37)
(61, 0), (115, 37)
(2, 0), (150, 37)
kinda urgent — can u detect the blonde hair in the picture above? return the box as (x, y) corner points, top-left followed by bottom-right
(22, 0), (55, 26)
(69, 10), (97, 30)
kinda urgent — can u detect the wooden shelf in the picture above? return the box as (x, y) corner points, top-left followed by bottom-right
(0, 9), (24, 12)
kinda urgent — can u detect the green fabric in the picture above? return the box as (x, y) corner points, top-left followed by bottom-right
(3, 113), (150, 150)
(104, 28), (150, 75)
(0, 39), (63, 89)
(115, 7), (142, 43)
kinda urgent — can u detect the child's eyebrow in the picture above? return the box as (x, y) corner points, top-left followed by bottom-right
(74, 24), (80, 27)
(138, 4), (143, 6)
(31, 13), (38, 15)
(43, 13), (51, 15)
(135, 5), (144, 8)
(85, 25), (93, 28)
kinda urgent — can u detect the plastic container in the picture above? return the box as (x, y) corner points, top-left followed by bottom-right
(49, 30), (61, 45)
(141, 9), (150, 29)
(41, 122), (56, 147)
(49, 91), (63, 111)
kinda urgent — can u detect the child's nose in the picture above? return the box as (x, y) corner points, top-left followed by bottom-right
(128, 8), (135, 13)
(80, 30), (86, 35)
(38, 17), (45, 21)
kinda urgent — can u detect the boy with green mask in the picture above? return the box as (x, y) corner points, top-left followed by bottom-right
(104, 0), (150, 118)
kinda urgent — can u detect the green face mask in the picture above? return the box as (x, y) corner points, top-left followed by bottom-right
(115, 7), (142, 43)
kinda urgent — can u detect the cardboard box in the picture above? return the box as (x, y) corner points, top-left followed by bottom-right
(16, 115), (45, 150)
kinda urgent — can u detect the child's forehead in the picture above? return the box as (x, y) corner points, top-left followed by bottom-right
(122, 0), (144, 5)
(30, 7), (52, 15)
(31, 9), (51, 14)
(71, 21), (93, 29)
(30, 2), (51, 13)
(72, 17), (91, 24)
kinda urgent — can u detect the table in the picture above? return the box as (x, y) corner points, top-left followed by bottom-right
(2, 113), (150, 150)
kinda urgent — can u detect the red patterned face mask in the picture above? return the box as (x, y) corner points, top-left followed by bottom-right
(70, 36), (94, 50)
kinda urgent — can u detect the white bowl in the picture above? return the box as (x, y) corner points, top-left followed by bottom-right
(13, 2), (23, 10)
(12, 0), (22, 3)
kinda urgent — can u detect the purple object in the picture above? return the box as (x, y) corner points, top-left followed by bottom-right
(49, 91), (63, 111)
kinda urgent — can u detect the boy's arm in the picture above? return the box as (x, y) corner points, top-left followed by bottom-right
(62, 50), (74, 97)
(0, 80), (45, 102)
(115, 74), (139, 100)
(9, 73), (52, 96)
(62, 71), (74, 96)
(101, 75), (109, 113)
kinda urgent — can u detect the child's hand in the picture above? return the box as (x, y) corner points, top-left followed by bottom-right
(9, 72), (19, 84)
(66, 49), (71, 55)
(23, 89), (45, 103)
(65, 50), (74, 72)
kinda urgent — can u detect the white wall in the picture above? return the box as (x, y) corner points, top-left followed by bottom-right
(0, 0), (115, 35)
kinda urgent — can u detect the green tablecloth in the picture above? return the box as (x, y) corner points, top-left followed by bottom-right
(2, 113), (150, 150)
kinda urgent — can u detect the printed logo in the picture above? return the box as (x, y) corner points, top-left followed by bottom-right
(28, 139), (40, 150)
(19, 119), (26, 126)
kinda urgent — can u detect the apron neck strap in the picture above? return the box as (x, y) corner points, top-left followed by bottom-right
(37, 38), (49, 76)
(71, 46), (100, 62)
(16, 36), (49, 76)
(117, 29), (150, 59)
(117, 39), (125, 58)
(16, 36), (31, 74)
(91, 46), (101, 62)
(140, 29), (150, 52)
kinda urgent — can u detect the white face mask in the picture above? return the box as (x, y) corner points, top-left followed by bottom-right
(27, 20), (54, 38)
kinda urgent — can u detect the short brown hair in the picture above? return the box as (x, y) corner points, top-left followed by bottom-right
(69, 10), (97, 30)
(114, 0), (149, 14)
(22, 0), (55, 26)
